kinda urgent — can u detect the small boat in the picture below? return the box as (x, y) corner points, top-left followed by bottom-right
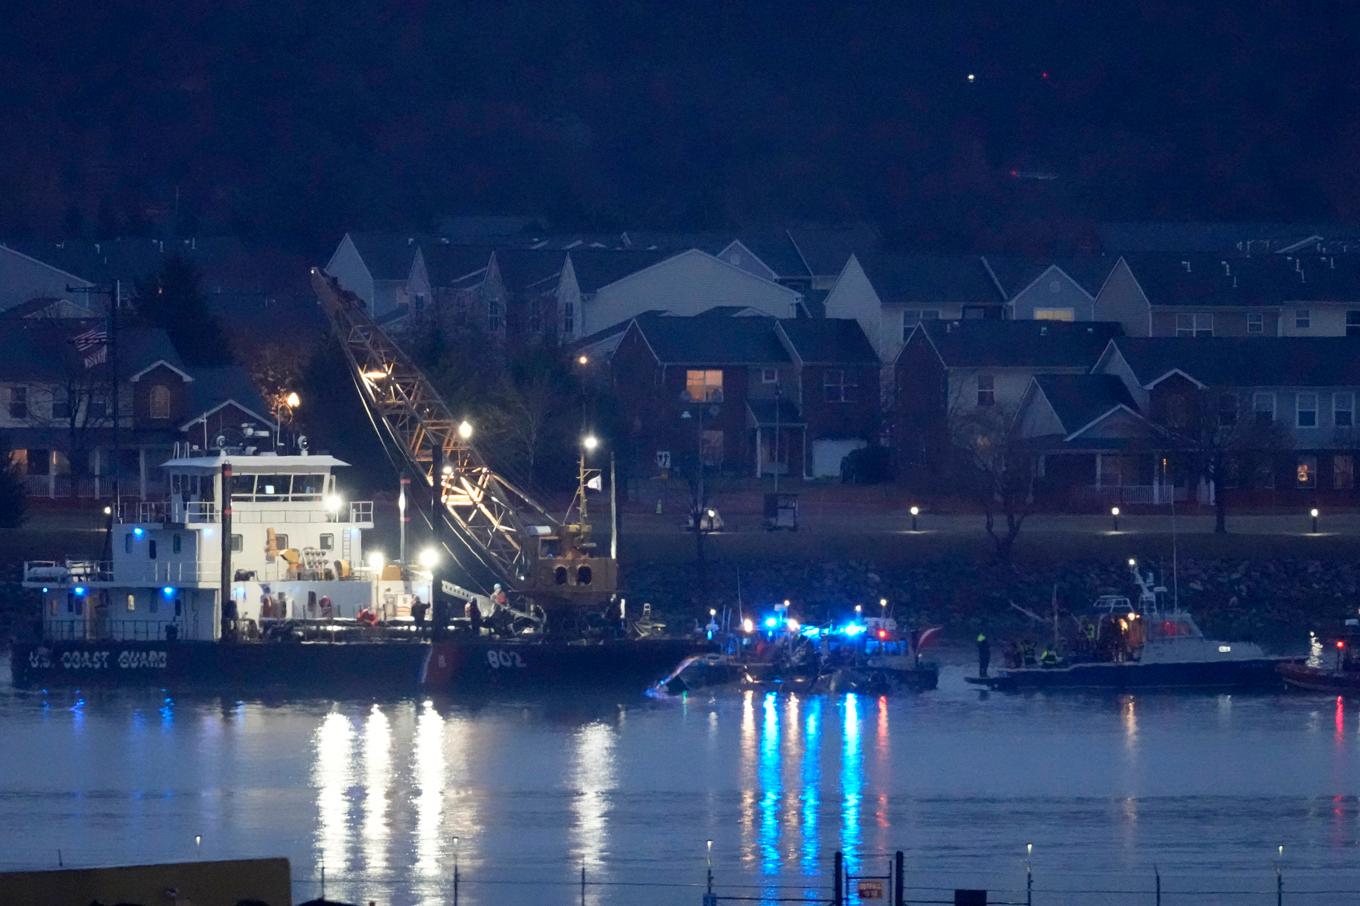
(967, 562), (1293, 692)
(1279, 618), (1360, 693)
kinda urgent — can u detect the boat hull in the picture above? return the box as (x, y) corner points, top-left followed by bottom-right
(9, 637), (700, 693)
(968, 657), (1293, 692)
(1279, 662), (1360, 694)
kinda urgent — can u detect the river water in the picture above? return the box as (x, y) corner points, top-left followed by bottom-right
(2, 651), (1358, 906)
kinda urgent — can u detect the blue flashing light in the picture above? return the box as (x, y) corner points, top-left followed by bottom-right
(73, 586), (88, 597)
(843, 623), (867, 637)
(132, 527), (145, 538)
(802, 626), (821, 638)
(763, 616), (778, 629)
(162, 586), (175, 597)
(41, 586), (49, 594)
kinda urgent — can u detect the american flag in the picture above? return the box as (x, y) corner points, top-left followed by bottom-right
(71, 327), (109, 368)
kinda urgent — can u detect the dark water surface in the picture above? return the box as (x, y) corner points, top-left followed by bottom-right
(2, 651), (1358, 905)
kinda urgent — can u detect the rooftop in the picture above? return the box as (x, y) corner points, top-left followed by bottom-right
(1110, 336), (1360, 388)
(914, 319), (1123, 368)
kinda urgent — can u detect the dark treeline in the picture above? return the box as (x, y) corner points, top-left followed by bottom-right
(2, 2), (1357, 254)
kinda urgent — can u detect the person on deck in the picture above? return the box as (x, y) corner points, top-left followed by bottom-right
(410, 596), (428, 635)
(976, 633), (991, 677)
(466, 598), (483, 635)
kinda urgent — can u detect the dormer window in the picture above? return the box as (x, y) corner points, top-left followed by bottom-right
(149, 385), (171, 419)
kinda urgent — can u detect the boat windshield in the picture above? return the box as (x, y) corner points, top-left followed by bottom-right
(1145, 614), (1202, 640)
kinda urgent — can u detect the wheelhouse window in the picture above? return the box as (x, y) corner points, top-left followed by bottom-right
(320, 533), (334, 551)
(976, 374), (995, 407)
(1175, 313), (1213, 337)
(685, 369), (724, 402)
(1335, 392), (1355, 428)
(823, 369), (854, 403)
(1296, 392), (1318, 428)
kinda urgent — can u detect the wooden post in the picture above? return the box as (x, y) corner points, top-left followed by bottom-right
(833, 851), (844, 906)
(894, 850), (905, 906)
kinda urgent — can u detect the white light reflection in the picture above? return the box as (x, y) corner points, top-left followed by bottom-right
(841, 693), (862, 874)
(739, 690), (756, 858)
(800, 697), (823, 893)
(413, 700), (445, 881)
(363, 705), (391, 877)
(313, 711), (355, 877)
(759, 692), (781, 880)
(572, 722), (616, 906)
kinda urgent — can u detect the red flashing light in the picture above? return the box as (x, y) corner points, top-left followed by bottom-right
(877, 629), (889, 640)
(1338, 640), (1346, 649)
(1041, 71), (1050, 80)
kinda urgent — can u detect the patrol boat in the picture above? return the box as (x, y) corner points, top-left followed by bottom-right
(12, 442), (694, 691)
(967, 561), (1291, 692)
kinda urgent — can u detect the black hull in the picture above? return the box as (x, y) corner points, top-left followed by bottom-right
(1279, 663), (1360, 694)
(967, 657), (1292, 692)
(9, 637), (700, 693)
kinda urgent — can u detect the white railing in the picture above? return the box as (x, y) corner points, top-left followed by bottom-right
(1079, 484), (1190, 505)
(113, 499), (373, 526)
(23, 559), (218, 586)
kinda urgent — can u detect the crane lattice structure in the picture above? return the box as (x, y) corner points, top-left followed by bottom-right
(311, 268), (616, 610)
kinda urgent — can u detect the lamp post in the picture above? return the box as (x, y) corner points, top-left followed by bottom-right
(1310, 507), (1319, 533)
(579, 434), (599, 522)
(275, 391), (300, 449)
(1111, 506), (1120, 532)
(909, 505), (919, 531)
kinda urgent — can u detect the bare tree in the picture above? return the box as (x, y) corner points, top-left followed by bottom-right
(1153, 388), (1291, 534)
(31, 320), (112, 496)
(948, 404), (1039, 561)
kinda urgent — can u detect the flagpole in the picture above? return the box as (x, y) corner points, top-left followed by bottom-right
(110, 279), (120, 507)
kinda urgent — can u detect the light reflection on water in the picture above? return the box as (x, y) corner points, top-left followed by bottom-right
(7, 664), (1360, 906)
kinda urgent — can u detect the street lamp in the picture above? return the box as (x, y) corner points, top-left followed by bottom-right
(275, 391), (300, 447)
(1310, 507), (1319, 533)
(577, 354), (589, 366)
(909, 505), (920, 531)
(1111, 506), (1120, 531)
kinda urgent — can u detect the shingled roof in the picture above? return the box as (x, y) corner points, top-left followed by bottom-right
(567, 249), (672, 292)
(0, 321), (182, 381)
(982, 255), (1118, 298)
(1107, 337), (1360, 388)
(346, 232), (425, 281)
(627, 313), (789, 365)
(1032, 374), (1139, 435)
(911, 319), (1123, 368)
(855, 253), (1001, 303)
(777, 319), (879, 364)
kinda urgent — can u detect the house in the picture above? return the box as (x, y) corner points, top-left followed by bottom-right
(1095, 221), (1360, 256)
(714, 233), (813, 293)
(324, 232), (424, 322)
(981, 256), (1118, 322)
(1093, 254), (1360, 338)
(574, 248), (803, 338)
(1, 321), (270, 499)
(892, 319), (1123, 478)
(823, 253), (1004, 365)
(608, 311), (880, 479)
(0, 244), (96, 315)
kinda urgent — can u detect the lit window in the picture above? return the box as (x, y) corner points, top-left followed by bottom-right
(976, 374), (995, 407)
(127, 593), (136, 612)
(1296, 392), (1318, 428)
(1335, 454), (1355, 490)
(1335, 392), (1355, 428)
(1246, 312), (1263, 335)
(1253, 392), (1275, 426)
(823, 369), (855, 403)
(1296, 455), (1317, 488)
(149, 385), (171, 419)
(685, 369), (724, 402)
(1175, 313), (1213, 337)
(1033, 308), (1075, 321)
(1296, 309), (1311, 330)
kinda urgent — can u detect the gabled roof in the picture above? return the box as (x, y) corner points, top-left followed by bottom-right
(566, 249), (673, 292)
(855, 253), (1002, 304)
(1108, 337), (1360, 388)
(1119, 252), (1360, 307)
(11, 237), (262, 292)
(982, 256), (1117, 298)
(421, 244), (492, 286)
(1097, 222), (1360, 255)
(346, 232), (425, 281)
(181, 366), (270, 425)
(725, 234), (810, 279)
(1032, 374), (1139, 436)
(777, 319), (879, 365)
(908, 320), (1123, 369)
(627, 313), (789, 365)
(492, 248), (569, 292)
(0, 321), (182, 382)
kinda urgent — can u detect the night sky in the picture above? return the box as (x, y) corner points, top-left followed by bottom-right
(3, 1), (1356, 252)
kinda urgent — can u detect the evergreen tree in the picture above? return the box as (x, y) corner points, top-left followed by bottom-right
(133, 255), (232, 365)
